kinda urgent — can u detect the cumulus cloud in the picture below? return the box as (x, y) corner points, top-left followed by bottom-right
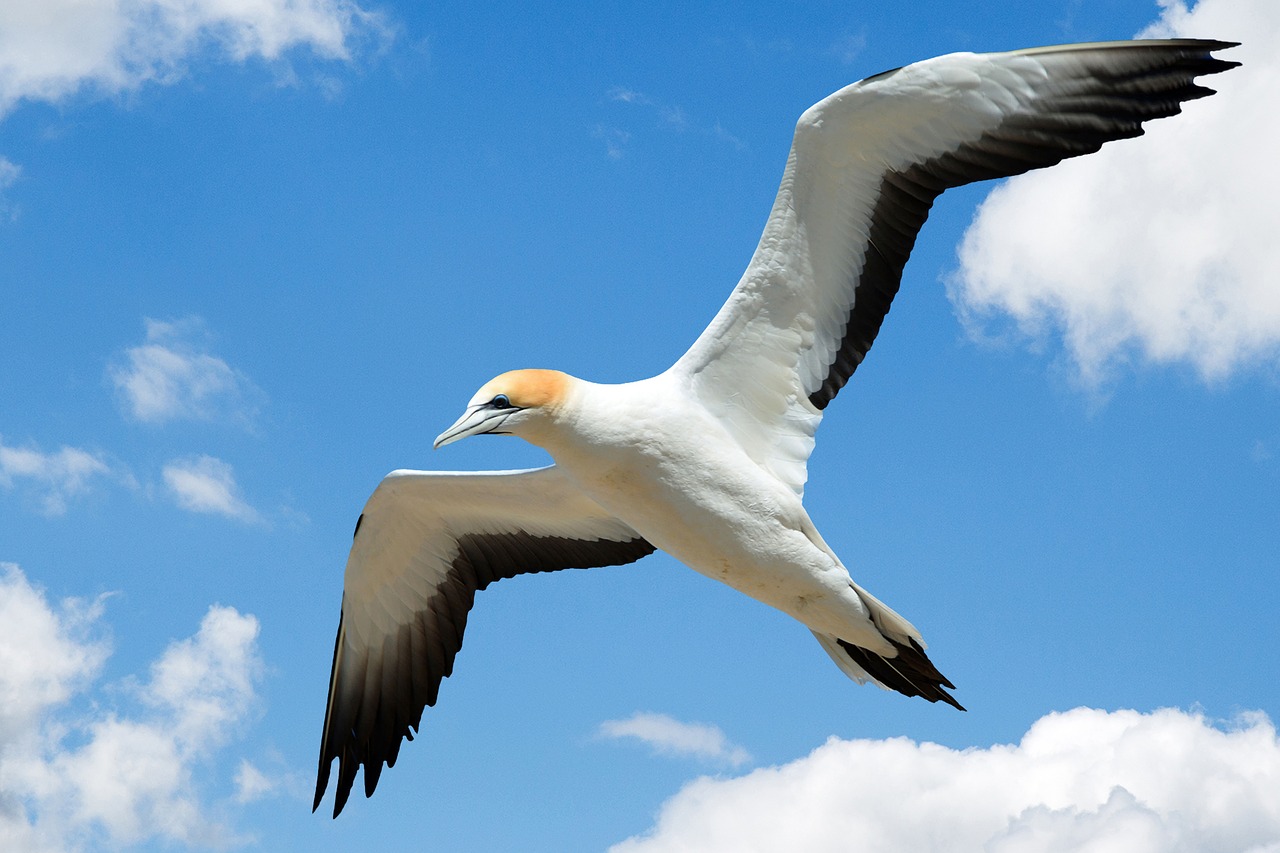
(599, 712), (751, 768)
(611, 706), (1280, 853)
(0, 564), (268, 850)
(110, 317), (263, 426)
(0, 0), (388, 118)
(948, 0), (1278, 386)
(0, 566), (109, 746)
(163, 455), (261, 523)
(0, 437), (110, 515)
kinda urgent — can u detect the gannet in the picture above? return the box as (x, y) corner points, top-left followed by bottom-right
(314, 39), (1238, 816)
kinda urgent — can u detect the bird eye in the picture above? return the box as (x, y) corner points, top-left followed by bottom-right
(491, 394), (511, 408)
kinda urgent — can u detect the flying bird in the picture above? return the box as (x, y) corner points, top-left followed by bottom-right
(315, 39), (1238, 816)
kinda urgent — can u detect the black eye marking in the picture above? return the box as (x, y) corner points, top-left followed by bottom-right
(491, 394), (512, 409)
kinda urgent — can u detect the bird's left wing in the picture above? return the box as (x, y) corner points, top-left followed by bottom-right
(671, 40), (1238, 496)
(314, 465), (654, 817)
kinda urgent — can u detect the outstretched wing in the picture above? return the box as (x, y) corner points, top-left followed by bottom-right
(314, 465), (654, 817)
(672, 39), (1238, 496)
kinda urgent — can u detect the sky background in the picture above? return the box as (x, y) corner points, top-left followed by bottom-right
(1, 0), (1277, 850)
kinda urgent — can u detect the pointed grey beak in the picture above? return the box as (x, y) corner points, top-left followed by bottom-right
(433, 405), (515, 449)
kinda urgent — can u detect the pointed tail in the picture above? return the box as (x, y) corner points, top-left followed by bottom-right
(812, 581), (964, 710)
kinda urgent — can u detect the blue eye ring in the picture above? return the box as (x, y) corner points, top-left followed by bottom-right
(491, 394), (512, 409)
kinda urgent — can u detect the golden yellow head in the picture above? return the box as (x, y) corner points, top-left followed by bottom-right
(433, 369), (572, 449)
(473, 369), (570, 411)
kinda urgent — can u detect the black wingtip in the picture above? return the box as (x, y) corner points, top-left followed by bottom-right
(1197, 57), (1243, 77)
(313, 753), (332, 814)
(1189, 40), (1242, 77)
(363, 758), (384, 799)
(334, 752), (359, 817)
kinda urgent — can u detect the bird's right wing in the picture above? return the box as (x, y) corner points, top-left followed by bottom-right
(314, 465), (654, 817)
(671, 40), (1238, 497)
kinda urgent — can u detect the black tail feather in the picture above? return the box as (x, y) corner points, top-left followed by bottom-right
(837, 636), (966, 711)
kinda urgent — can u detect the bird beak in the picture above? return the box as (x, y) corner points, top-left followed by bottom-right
(433, 406), (512, 449)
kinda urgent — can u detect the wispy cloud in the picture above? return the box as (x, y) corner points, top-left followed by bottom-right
(110, 317), (264, 426)
(233, 759), (277, 804)
(0, 564), (267, 849)
(611, 706), (1280, 852)
(607, 87), (650, 105)
(828, 30), (868, 65)
(0, 437), (111, 516)
(600, 87), (746, 158)
(163, 455), (261, 523)
(0, 155), (19, 221)
(711, 121), (746, 152)
(948, 0), (1277, 388)
(593, 124), (632, 160)
(598, 712), (751, 768)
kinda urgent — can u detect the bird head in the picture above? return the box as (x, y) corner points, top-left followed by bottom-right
(433, 369), (571, 450)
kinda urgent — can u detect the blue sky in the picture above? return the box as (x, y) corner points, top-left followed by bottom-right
(1, 1), (1277, 850)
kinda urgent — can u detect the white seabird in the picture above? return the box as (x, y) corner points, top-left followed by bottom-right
(315, 39), (1238, 816)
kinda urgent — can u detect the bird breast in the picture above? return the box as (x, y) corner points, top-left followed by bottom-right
(543, 377), (841, 606)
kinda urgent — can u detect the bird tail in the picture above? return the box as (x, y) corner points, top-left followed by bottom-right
(812, 582), (965, 710)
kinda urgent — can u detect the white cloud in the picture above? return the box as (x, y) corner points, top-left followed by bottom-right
(610, 707), (1280, 853)
(0, 563), (266, 851)
(0, 566), (109, 747)
(0, 437), (110, 516)
(599, 712), (751, 768)
(163, 455), (261, 523)
(110, 317), (263, 426)
(948, 0), (1279, 386)
(0, 0), (388, 118)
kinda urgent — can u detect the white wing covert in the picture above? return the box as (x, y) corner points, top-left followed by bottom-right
(672, 40), (1237, 496)
(314, 466), (653, 817)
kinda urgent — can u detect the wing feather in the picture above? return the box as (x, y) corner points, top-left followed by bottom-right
(314, 466), (654, 816)
(672, 39), (1238, 496)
